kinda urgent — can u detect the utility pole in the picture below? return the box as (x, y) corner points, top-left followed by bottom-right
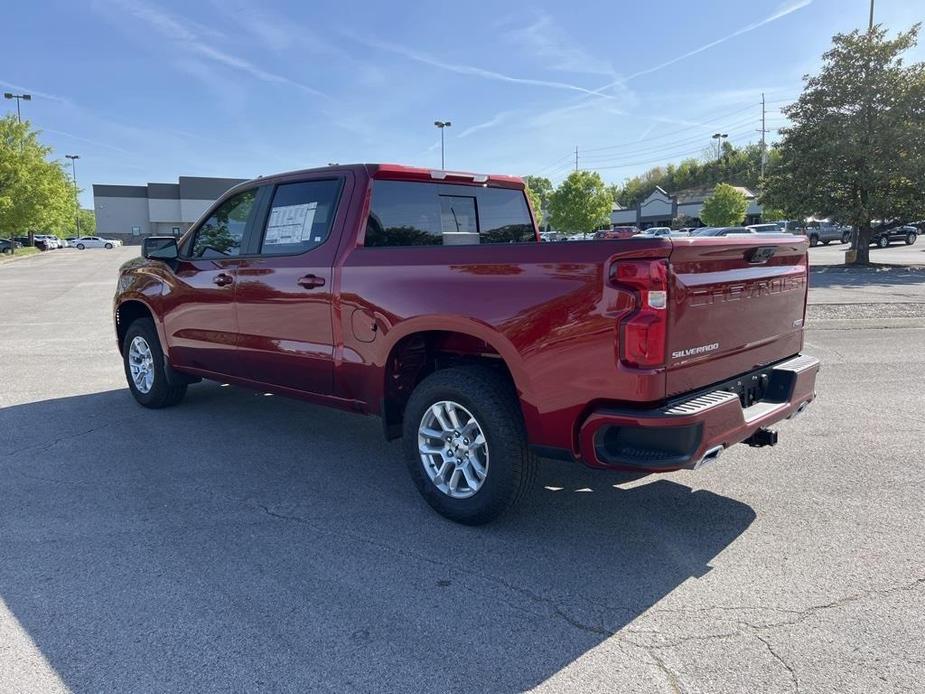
(759, 92), (769, 179)
(575, 146), (579, 172)
(868, 0), (875, 31)
(66, 155), (81, 236)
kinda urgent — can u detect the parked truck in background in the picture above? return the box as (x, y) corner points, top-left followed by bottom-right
(114, 163), (819, 524)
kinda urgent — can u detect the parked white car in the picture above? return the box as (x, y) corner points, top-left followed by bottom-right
(73, 236), (122, 249)
(34, 234), (59, 249)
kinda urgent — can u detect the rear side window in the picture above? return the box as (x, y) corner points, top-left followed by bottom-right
(365, 180), (535, 247)
(259, 179), (342, 255)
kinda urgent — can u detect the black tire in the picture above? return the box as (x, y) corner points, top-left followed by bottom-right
(842, 232), (851, 244)
(877, 235), (890, 249)
(809, 234), (819, 247)
(122, 318), (187, 408)
(821, 239), (830, 246)
(105, 243), (113, 249)
(403, 366), (537, 525)
(906, 233), (917, 245)
(77, 244), (85, 250)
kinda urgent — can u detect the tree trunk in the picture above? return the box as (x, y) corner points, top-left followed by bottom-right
(854, 226), (872, 265)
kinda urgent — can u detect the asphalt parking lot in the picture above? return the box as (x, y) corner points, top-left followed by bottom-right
(808, 237), (924, 266)
(1, 248), (923, 693)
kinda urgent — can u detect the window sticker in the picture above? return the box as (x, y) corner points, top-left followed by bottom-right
(265, 202), (317, 245)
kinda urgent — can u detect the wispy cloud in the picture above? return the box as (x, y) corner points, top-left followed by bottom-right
(350, 34), (615, 99)
(43, 127), (135, 155)
(103, 0), (326, 97)
(616, 0), (814, 85)
(509, 14), (615, 77)
(458, 112), (515, 139)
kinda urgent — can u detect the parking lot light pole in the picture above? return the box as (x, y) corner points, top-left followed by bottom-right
(65, 154), (81, 236)
(434, 120), (451, 169)
(4, 92), (31, 122)
(711, 132), (728, 160)
(4, 93), (32, 254)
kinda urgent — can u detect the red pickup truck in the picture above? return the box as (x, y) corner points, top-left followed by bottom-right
(114, 164), (818, 524)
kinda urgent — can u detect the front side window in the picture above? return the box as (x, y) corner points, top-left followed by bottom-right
(365, 180), (535, 247)
(259, 179), (341, 255)
(190, 189), (256, 258)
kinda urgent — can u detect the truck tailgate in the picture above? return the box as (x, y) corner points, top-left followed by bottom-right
(665, 235), (808, 397)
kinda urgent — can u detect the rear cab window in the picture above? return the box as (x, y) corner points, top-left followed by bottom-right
(258, 179), (342, 256)
(364, 180), (535, 247)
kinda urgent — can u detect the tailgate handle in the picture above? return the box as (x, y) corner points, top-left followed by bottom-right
(747, 246), (776, 264)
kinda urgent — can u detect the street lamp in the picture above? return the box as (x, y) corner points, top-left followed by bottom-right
(4, 92), (32, 122)
(711, 132), (728, 160)
(66, 154), (81, 236)
(434, 120), (452, 169)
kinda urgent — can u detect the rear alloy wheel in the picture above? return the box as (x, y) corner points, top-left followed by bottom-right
(877, 235), (890, 249)
(906, 233), (917, 245)
(105, 243), (113, 249)
(77, 244), (85, 250)
(404, 366), (537, 525)
(122, 318), (187, 408)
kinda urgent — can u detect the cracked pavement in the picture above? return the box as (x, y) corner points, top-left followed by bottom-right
(1, 248), (923, 693)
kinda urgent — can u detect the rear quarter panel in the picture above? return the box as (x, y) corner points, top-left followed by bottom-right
(337, 239), (670, 451)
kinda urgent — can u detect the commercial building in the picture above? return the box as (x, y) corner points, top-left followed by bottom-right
(611, 185), (763, 229)
(93, 176), (247, 244)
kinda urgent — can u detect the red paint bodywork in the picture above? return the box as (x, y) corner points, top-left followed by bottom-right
(115, 163), (818, 469)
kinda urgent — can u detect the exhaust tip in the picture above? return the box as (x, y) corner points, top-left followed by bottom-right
(694, 445), (724, 469)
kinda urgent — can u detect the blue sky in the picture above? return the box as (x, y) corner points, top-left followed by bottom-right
(4, 0), (923, 207)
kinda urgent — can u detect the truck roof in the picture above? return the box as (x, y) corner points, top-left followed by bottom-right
(245, 164), (525, 189)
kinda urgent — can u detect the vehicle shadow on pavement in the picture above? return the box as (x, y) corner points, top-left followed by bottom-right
(0, 383), (756, 693)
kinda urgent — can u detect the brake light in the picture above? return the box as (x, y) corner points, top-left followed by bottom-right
(610, 260), (669, 368)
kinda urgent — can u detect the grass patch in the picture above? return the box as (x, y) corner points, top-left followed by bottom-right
(0, 247), (41, 263)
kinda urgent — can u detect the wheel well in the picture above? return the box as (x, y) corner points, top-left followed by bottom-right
(381, 331), (516, 440)
(115, 300), (154, 353)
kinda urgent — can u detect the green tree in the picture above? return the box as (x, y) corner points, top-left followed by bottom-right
(77, 208), (96, 236)
(548, 170), (613, 233)
(523, 175), (553, 227)
(700, 183), (748, 226)
(763, 24), (925, 264)
(0, 116), (75, 253)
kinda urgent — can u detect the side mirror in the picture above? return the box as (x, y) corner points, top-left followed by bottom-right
(143, 236), (178, 260)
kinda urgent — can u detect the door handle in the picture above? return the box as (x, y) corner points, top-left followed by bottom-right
(212, 272), (234, 287)
(297, 274), (326, 289)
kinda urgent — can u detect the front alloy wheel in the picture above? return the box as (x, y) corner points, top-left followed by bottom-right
(418, 401), (488, 499)
(128, 336), (155, 394)
(878, 235), (890, 248)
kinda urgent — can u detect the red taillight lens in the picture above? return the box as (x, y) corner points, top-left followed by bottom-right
(610, 260), (669, 368)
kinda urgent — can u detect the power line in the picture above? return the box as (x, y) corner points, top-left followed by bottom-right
(577, 122), (759, 163)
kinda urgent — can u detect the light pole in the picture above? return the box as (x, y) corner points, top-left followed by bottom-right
(5, 93), (32, 254)
(4, 92), (31, 122)
(711, 132), (728, 160)
(434, 120), (451, 169)
(66, 154), (81, 236)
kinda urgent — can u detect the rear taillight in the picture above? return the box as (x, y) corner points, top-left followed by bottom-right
(610, 260), (669, 368)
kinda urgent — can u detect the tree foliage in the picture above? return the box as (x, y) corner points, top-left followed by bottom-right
(610, 143), (772, 209)
(763, 24), (925, 263)
(523, 175), (552, 226)
(0, 116), (78, 252)
(700, 183), (748, 227)
(547, 170), (612, 233)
